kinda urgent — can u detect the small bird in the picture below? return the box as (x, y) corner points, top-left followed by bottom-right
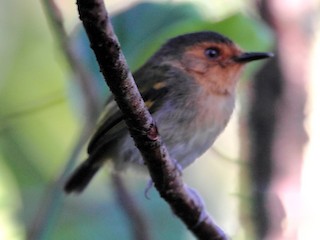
(65, 31), (273, 193)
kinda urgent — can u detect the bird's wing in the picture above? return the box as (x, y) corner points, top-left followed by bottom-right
(87, 65), (170, 155)
(87, 98), (124, 154)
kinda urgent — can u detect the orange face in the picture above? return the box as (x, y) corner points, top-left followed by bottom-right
(179, 41), (245, 95)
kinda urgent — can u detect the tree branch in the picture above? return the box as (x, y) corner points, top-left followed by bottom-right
(42, 0), (100, 123)
(27, 127), (91, 240)
(76, 0), (227, 239)
(112, 173), (152, 240)
(28, 1), (100, 239)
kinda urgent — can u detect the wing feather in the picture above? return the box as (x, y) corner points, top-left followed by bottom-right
(87, 64), (170, 155)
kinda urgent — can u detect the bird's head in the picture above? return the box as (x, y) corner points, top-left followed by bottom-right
(155, 31), (273, 95)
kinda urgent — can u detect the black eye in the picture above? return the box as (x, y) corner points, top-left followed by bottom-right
(205, 48), (220, 59)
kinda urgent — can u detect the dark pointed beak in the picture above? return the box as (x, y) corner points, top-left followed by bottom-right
(234, 52), (274, 63)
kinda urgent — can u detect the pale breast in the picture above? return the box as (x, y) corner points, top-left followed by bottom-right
(174, 92), (235, 167)
(115, 90), (235, 170)
(195, 92), (235, 130)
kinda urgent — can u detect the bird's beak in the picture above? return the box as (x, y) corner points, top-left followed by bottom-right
(234, 52), (274, 63)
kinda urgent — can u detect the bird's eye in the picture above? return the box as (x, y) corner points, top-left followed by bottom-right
(205, 47), (220, 59)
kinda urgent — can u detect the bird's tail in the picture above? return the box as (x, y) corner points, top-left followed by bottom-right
(64, 159), (101, 194)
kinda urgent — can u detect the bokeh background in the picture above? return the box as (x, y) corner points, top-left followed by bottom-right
(0, 0), (319, 239)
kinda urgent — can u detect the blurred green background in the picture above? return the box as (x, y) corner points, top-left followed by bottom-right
(0, 0), (273, 239)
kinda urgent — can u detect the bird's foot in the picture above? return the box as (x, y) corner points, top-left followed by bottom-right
(144, 179), (154, 199)
(172, 158), (183, 176)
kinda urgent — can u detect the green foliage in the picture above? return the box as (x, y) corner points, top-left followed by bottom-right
(115, 2), (273, 71)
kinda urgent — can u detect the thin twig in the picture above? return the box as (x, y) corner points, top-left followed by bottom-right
(112, 173), (152, 240)
(76, 0), (227, 239)
(27, 126), (91, 240)
(27, 1), (100, 239)
(42, 0), (100, 123)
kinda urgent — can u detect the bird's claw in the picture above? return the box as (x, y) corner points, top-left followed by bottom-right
(172, 159), (183, 176)
(144, 179), (154, 199)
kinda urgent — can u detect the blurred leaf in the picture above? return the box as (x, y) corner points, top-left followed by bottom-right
(0, 0), (78, 182)
(75, 2), (273, 92)
(0, 130), (45, 186)
(0, 2), (79, 239)
(209, 13), (273, 51)
(112, 2), (203, 70)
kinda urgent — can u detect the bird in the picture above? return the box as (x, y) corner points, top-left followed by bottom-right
(65, 31), (273, 193)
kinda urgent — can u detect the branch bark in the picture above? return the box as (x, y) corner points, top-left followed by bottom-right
(76, 0), (227, 239)
(249, 0), (313, 239)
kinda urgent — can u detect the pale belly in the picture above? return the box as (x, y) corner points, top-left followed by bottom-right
(115, 93), (235, 170)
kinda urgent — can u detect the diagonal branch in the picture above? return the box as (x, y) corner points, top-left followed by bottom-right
(112, 173), (152, 240)
(76, 0), (227, 239)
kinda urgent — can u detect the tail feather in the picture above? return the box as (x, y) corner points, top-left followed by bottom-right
(64, 160), (100, 194)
